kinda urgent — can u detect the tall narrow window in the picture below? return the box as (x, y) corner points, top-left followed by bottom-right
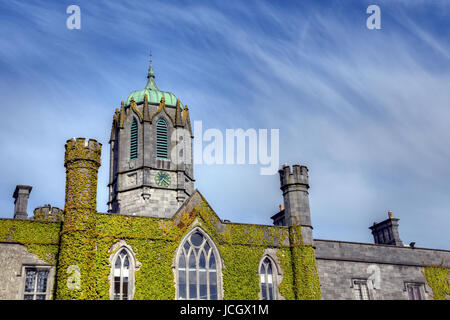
(156, 118), (169, 159)
(23, 267), (49, 300)
(113, 249), (130, 300)
(353, 280), (371, 300)
(177, 230), (219, 300)
(259, 257), (275, 300)
(130, 118), (138, 159)
(406, 284), (423, 300)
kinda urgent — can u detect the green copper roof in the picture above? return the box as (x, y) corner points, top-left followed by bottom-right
(126, 88), (180, 107)
(125, 53), (182, 108)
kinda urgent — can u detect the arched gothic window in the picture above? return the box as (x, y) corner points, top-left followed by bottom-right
(113, 249), (131, 300)
(176, 229), (220, 300)
(130, 118), (138, 160)
(156, 118), (169, 159)
(259, 257), (275, 300)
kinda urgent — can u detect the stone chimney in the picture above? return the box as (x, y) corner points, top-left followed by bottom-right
(369, 210), (403, 246)
(271, 204), (286, 226)
(13, 185), (32, 220)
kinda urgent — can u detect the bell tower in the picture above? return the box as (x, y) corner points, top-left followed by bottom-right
(108, 54), (194, 218)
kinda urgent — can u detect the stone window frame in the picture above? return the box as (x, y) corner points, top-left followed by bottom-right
(257, 251), (283, 300)
(350, 278), (373, 300)
(173, 226), (223, 300)
(256, 248), (285, 300)
(404, 282), (427, 300)
(108, 241), (140, 300)
(19, 264), (54, 300)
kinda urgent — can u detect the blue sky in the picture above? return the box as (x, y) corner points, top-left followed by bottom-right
(0, 0), (449, 249)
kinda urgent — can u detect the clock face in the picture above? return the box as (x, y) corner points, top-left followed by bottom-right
(155, 171), (171, 188)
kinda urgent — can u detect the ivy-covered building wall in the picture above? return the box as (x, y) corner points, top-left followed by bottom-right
(0, 136), (449, 300)
(0, 191), (322, 300)
(0, 137), (323, 300)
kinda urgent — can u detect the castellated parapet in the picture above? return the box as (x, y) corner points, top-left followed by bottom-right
(279, 164), (309, 188)
(64, 138), (102, 168)
(33, 205), (63, 222)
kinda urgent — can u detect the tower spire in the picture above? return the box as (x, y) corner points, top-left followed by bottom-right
(145, 51), (159, 90)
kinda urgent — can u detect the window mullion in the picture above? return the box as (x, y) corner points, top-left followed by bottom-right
(34, 271), (38, 300)
(263, 269), (267, 299)
(186, 248), (190, 300)
(196, 252), (200, 299)
(206, 250), (210, 300)
(183, 247), (188, 300)
(120, 257), (124, 300)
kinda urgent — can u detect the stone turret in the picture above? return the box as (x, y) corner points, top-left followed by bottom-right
(279, 164), (313, 245)
(278, 164), (321, 299)
(13, 185), (32, 220)
(63, 138), (102, 216)
(56, 137), (102, 300)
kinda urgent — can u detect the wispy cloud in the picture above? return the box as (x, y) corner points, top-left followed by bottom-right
(0, 0), (449, 249)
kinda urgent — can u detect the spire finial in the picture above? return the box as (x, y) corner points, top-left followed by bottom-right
(145, 51), (159, 90)
(147, 51), (155, 79)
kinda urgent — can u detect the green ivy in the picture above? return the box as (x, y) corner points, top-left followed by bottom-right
(55, 138), (102, 300)
(1, 143), (321, 302)
(423, 265), (450, 300)
(1, 194), (326, 300)
(0, 219), (60, 264)
(276, 248), (295, 300)
(290, 245), (321, 300)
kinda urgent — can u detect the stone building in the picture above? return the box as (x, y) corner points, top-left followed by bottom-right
(0, 58), (448, 300)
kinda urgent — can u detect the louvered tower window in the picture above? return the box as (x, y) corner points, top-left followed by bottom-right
(156, 118), (169, 159)
(130, 119), (138, 159)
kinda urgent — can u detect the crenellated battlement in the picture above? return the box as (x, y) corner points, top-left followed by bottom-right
(279, 164), (309, 189)
(33, 205), (63, 222)
(64, 137), (102, 167)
